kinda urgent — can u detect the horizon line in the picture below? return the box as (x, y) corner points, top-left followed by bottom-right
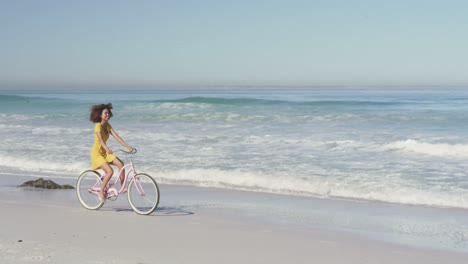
(1, 84), (468, 90)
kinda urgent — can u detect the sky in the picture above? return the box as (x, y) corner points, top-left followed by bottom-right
(1, 0), (468, 89)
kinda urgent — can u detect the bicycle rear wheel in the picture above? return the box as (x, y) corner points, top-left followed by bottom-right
(76, 170), (104, 210)
(128, 173), (160, 215)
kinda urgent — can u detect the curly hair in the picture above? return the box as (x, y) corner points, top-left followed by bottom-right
(89, 103), (113, 123)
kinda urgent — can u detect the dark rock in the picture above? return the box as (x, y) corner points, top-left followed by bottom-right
(19, 180), (35, 187)
(43, 179), (59, 189)
(18, 178), (75, 189)
(33, 178), (45, 188)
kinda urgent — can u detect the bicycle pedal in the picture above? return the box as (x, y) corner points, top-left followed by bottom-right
(107, 195), (118, 201)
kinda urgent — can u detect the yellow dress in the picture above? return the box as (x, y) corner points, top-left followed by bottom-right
(90, 123), (116, 170)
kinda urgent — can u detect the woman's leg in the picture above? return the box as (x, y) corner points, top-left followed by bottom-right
(112, 158), (125, 186)
(99, 163), (114, 202)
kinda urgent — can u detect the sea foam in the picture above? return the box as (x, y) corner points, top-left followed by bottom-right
(384, 139), (468, 159)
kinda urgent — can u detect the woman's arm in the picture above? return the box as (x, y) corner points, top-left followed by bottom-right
(110, 128), (133, 152)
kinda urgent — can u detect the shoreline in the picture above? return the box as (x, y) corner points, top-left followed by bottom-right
(1, 173), (468, 263)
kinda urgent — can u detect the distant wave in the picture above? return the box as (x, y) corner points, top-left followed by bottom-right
(159, 97), (274, 105)
(0, 94), (90, 113)
(1, 94), (402, 108)
(0, 94), (32, 102)
(148, 97), (401, 107)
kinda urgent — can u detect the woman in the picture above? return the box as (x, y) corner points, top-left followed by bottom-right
(89, 103), (133, 202)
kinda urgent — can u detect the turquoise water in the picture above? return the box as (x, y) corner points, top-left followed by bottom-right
(1, 88), (468, 209)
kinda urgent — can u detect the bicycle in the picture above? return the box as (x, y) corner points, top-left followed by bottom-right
(76, 149), (160, 215)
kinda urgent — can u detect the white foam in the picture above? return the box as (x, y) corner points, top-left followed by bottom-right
(0, 154), (88, 175)
(157, 102), (212, 109)
(383, 139), (468, 159)
(144, 167), (468, 209)
(0, 124), (28, 130)
(124, 102), (212, 112)
(31, 127), (80, 135)
(0, 113), (47, 121)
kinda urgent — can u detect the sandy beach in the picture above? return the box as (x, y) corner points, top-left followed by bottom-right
(0, 174), (467, 264)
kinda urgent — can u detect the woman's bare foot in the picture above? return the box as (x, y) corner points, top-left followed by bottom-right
(99, 192), (106, 202)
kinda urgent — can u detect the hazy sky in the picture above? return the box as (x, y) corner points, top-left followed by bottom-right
(1, 0), (467, 89)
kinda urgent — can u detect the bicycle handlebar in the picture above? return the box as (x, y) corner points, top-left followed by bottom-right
(119, 148), (138, 155)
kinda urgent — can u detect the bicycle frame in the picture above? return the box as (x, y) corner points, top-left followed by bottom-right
(107, 160), (136, 193)
(87, 151), (139, 199)
(103, 151), (141, 198)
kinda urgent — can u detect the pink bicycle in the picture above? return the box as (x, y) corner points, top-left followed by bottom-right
(76, 149), (160, 215)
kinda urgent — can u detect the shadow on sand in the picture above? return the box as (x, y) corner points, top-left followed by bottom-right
(112, 206), (194, 216)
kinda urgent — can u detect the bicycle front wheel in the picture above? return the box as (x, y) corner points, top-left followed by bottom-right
(76, 170), (104, 210)
(128, 173), (160, 215)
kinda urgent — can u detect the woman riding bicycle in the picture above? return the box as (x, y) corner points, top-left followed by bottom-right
(89, 103), (133, 202)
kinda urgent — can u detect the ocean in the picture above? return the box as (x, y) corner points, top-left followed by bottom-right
(1, 88), (468, 209)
